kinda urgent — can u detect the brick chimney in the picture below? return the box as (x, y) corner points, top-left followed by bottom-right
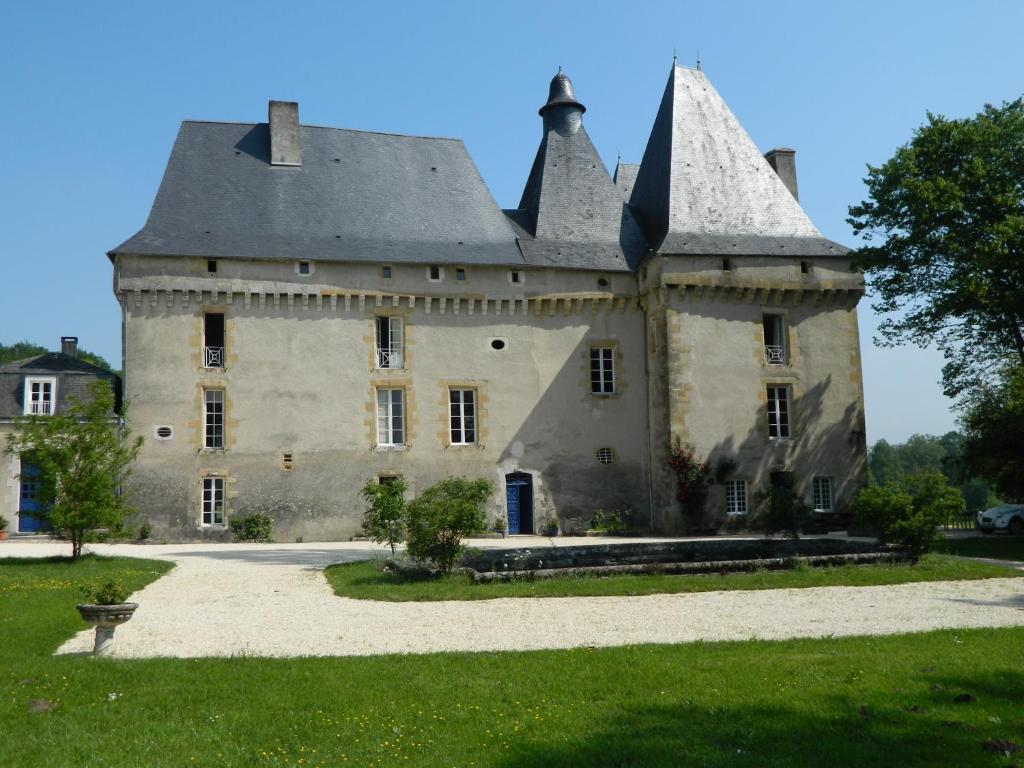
(61, 336), (78, 358)
(269, 100), (301, 167)
(764, 148), (798, 201)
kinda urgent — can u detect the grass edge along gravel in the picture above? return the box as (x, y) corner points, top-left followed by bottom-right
(3, 553), (1024, 766)
(323, 552), (1022, 601)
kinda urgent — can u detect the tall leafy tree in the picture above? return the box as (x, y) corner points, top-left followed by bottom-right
(848, 98), (1024, 399)
(4, 381), (142, 559)
(960, 365), (1024, 501)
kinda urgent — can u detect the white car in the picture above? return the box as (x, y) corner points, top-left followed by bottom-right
(976, 504), (1024, 535)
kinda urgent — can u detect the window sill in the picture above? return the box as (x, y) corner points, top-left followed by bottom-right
(374, 444), (408, 452)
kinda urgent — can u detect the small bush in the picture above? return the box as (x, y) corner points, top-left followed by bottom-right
(82, 580), (129, 605)
(228, 513), (273, 543)
(360, 477), (407, 555)
(854, 471), (964, 562)
(589, 507), (630, 534)
(666, 440), (711, 526)
(137, 521), (151, 541)
(405, 477), (495, 574)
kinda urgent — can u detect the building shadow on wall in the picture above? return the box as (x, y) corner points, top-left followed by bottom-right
(694, 376), (867, 531)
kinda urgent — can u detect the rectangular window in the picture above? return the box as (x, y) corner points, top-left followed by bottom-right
(813, 477), (833, 512)
(204, 313), (225, 368)
(455, 268), (466, 281)
(207, 259), (218, 274)
(428, 265), (442, 281)
(590, 347), (615, 394)
(204, 389), (225, 449)
(726, 480), (748, 515)
(202, 477), (225, 525)
(767, 385), (791, 439)
(763, 314), (786, 365)
(24, 378), (56, 415)
(381, 265), (393, 279)
(298, 261), (311, 275)
(375, 316), (403, 369)
(509, 270), (522, 284)
(449, 389), (476, 445)
(376, 388), (405, 446)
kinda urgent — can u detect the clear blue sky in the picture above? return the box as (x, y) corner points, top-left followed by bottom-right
(2, 1), (1021, 445)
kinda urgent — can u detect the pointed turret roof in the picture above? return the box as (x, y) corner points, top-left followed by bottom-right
(510, 71), (649, 270)
(629, 65), (845, 257)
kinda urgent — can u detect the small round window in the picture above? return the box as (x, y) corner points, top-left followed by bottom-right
(597, 277), (610, 288)
(490, 338), (507, 351)
(596, 447), (616, 464)
(154, 425), (174, 440)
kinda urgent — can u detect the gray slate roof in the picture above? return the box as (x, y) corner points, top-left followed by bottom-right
(0, 354), (119, 420)
(110, 122), (525, 266)
(629, 66), (846, 257)
(613, 162), (640, 200)
(510, 74), (650, 271)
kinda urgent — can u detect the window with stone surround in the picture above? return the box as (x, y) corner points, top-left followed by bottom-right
(201, 476), (225, 525)
(375, 317), (403, 369)
(726, 479), (748, 515)
(767, 385), (791, 439)
(812, 476), (833, 512)
(204, 388), (225, 449)
(376, 388), (405, 446)
(590, 347), (615, 394)
(449, 388), (476, 445)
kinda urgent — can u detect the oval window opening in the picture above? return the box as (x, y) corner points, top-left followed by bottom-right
(155, 426), (174, 440)
(597, 277), (610, 288)
(490, 339), (506, 351)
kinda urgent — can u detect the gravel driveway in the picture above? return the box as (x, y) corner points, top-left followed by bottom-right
(3, 538), (1023, 658)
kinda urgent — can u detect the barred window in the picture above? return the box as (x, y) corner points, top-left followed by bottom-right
(204, 389), (224, 449)
(726, 480), (748, 515)
(375, 317), (403, 369)
(202, 477), (225, 525)
(449, 389), (476, 445)
(813, 476), (833, 512)
(590, 347), (615, 394)
(595, 447), (616, 465)
(767, 385), (790, 439)
(376, 388), (405, 446)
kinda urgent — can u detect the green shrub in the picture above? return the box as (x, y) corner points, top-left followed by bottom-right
(404, 477), (495, 574)
(854, 471), (964, 561)
(82, 580), (129, 605)
(666, 440), (711, 525)
(589, 507), (630, 534)
(228, 513), (273, 543)
(755, 472), (811, 539)
(360, 477), (407, 555)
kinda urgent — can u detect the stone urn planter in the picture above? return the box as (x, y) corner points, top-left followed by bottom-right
(76, 603), (138, 656)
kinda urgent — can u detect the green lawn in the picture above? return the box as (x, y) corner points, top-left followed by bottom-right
(4, 555), (1024, 767)
(933, 535), (1024, 562)
(323, 553), (1021, 602)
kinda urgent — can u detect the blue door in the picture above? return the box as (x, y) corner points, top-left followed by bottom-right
(505, 473), (533, 535)
(18, 463), (47, 533)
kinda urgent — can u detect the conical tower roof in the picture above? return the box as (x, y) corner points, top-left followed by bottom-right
(629, 65), (844, 256)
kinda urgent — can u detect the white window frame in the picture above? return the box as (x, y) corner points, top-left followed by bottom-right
(427, 265), (444, 282)
(726, 479), (749, 515)
(767, 385), (791, 439)
(812, 476), (834, 512)
(24, 377), (57, 416)
(375, 316), (404, 369)
(449, 388), (477, 445)
(204, 388), (225, 450)
(201, 476), (225, 526)
(508, 269), (524, 286)
(295, 260), (314, 276)
(376, 388), (405, 447)
(590, 347), (615, 395)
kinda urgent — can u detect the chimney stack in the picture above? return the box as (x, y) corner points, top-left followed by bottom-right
(269, 100), (301, 166)
(61, 336), (78, 358)
(764, 148), (799, 201)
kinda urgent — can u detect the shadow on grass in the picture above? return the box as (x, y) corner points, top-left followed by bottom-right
(492, 673), (1024, 768)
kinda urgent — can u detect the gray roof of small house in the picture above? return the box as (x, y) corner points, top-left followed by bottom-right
(110, 122), (526, 266)
(0, 354), (120, 420)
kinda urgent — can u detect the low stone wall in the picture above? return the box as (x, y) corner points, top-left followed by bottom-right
(459, 537), (885, 572)
(469, 550), (909, 583)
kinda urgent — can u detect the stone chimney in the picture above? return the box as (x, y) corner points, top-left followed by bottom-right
(61, 336), (78, 358)
(764, 148), (798, 201)
(269, 100), (301, 166)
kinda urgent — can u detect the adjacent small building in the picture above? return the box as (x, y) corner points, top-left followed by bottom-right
(108, 65), (867, 541)
(0, 338), (120, 533)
